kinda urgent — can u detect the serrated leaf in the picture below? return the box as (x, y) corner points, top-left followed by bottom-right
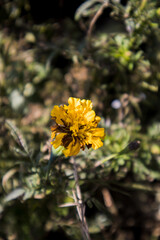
(5, 120), (30, 157)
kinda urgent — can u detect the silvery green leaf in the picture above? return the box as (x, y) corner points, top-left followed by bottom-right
(4, 188), (25, 202)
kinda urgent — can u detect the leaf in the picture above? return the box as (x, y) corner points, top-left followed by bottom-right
(75, 0), (103, 20)
(117, 182), (154, 192)
(141, 81), (158, 92)
(134, 159), (160, 180)
(91, 198), (112, 218)
(44, 146), (64, 176)
(4, 188), (25, 202)
(139, 0), (147, 11)
(95, 153), (117, 167)
(59, 203), (78, 208)
(0, 204), (4, 214)
(5, 120), (31, 158)
(52, 145), (64, 157)
(2, 168), (19, 191)
(12, 147), (28, 156)
(22, 189), (34, 201)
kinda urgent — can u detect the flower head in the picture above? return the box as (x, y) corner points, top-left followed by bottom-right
(51, 97), (105, 157)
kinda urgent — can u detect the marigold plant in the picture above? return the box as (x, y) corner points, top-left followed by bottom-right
(51, 97), (105, 157)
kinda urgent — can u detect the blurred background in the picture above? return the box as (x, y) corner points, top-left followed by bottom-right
(0, 0), (160, 239)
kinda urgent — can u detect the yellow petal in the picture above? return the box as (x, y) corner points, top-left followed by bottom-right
(63, 138), (81, 157)
(70, 122), (79, 135)
(68, 97), (80, 108)
(91, 137), (103, 149)
(90, 128), (105, 138)
(51, 105), (59, 117)
(95, 116), (101, 123)
(82, 99), (92, 110)
(52, 133), (67, 149)
(51, 105), (67, 125)
(84, 110), (95, 122)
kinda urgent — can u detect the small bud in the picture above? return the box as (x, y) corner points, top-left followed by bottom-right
(128, 140), (140, 151)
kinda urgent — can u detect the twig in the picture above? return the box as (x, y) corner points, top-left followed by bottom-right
(71, 156), (91, 240)
(87, 1), (110, 39)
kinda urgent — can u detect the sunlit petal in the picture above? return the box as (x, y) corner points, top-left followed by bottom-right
(91, 137), (103, 150)
(84, 110), (95, 122)
(90, 128), (105, 138)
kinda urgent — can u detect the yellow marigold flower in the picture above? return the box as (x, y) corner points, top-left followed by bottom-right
(51, 97), (105, 157)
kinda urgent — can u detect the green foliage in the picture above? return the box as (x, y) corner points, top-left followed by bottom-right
(0, 0), (160, 239)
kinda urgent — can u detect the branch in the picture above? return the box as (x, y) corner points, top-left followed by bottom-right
(87, 1), (110, 38)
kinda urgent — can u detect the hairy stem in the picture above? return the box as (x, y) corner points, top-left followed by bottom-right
(72, 156), (91, 240)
